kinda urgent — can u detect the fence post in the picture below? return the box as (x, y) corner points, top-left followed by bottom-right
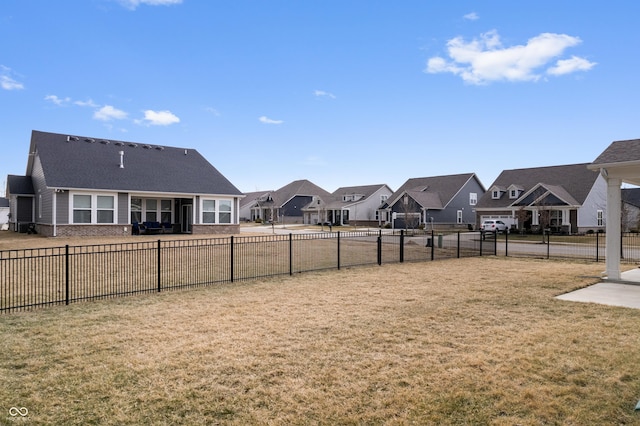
(493, 231), (497, 255)
(457, 232), (460, 258)
(377, 230), (382, 265)
(337, 231), (341, 270)
(400, 230), (404, 263)
(289, 233), (293, 275)
(505, 229), (508, 257)
(157, 240), (161, 292)
(595, 232), (599, 262)
(480, 231), (483, 256)
(546, 230), (550, 260)
(230, 236), (234, 282)
(65, 245), (70, 305)
(430, 230), (435, 261)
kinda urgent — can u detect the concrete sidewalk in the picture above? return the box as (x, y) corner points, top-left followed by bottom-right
(556, 268), (640, 309)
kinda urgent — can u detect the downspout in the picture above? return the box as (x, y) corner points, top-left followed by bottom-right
(53, 190), (57, 237)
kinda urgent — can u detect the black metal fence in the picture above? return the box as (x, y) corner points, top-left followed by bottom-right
(2, 230), (639, 313)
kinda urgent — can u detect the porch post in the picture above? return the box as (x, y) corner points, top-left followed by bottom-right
(605, 177), (621, 280)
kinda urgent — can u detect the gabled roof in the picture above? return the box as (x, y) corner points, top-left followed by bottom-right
(240, 190), (273, 209)
(27, 130), (242, 196)
(256, 179), (331, 208)
(477, 163), (597, 209)
(7, 174), (35, 195)
(388, 173), (480, 210)
(513, 183), (580, 208)
(322, 184), (392, 209)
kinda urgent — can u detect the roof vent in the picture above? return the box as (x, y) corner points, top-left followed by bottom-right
(142, 144), (151, 149)
(155, 146), (164, 151)
(114, 142), (124, 146)
(66, 136), (80, 142)
(128, 143), (137, 148)
(85, 138), (95, 143)
(119, 151), (124, 169)
(99, 139), (110, 145)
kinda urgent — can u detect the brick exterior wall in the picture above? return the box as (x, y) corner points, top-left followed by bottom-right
(37, 224), (133, 237)
(37, 224), (240, 237)
(191, 224), (240, 235)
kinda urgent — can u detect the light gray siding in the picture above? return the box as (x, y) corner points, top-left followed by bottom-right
(118, 193), (128, 224)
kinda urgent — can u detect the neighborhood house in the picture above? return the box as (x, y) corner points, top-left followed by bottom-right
(380, 173), (486, 229)
(475, 163), (606, 234)
(6, 130), (244, 237)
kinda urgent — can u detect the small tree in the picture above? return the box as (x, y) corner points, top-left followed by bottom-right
(514, 207), (531, 234)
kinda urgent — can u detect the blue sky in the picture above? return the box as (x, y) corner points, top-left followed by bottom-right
(1, 0), (639, 194)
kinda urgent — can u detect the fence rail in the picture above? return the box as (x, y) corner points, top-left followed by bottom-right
(2, 230), (639, 313)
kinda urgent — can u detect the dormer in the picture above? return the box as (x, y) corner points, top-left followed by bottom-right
(342, 193), (364, 202)
(507, 184), (525, 200)
(490, 186), (506, 200)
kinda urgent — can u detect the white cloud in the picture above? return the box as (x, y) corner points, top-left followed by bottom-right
(140, 109), (180, 126)
(74, 99), (99, 108)
(94, 105), (128, 121)
(425, 30), (594, 85)
(44, 95), (71, 105)
(463, 12), (479, 21)
(314, 90), (336, 99)
(0, 66), (24, 90)
(117, 0), (182, 10)
(259, 116), (284, 125)
(547, 55), (596, 75)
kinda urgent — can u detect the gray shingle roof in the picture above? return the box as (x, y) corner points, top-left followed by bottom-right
(389, 173), (478, 209)
(323, 184), (391, 209)
(267, 180), (331, 207)
(622, 188), (640, 208)
(592, 139), (640, 165)
(0, 198), (9, 208)
(7, 174), (35, 195)
(28, 130), (242, 195)
(240, 190), (273, 209)
(476, 163), (597, 208)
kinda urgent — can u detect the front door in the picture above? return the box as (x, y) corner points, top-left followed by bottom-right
(182, 205), (192, 233)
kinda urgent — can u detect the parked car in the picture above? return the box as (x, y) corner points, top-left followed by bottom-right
(481, 220), (509, 233)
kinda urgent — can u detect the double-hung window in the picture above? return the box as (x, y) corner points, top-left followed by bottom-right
(145, 199), (158, 222)
(219, 200), (232, 224)
(97, 196), (114, 223)
(202, 200), (216, 223)
(73, 195), (92, 224)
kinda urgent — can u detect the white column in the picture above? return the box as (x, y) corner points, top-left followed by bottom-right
(605, 177), (621, 280)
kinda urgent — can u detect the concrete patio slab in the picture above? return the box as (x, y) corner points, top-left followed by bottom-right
(556, 268), (640, 309)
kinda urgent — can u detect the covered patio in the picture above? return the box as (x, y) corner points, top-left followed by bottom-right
(589, 139), (640, 281)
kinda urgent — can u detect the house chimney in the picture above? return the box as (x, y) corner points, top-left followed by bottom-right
(119, 151), (124, 168)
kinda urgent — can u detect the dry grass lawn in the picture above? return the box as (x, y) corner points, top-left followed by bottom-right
(1, 256), (640, 425)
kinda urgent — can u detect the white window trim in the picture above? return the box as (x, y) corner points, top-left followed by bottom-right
(200, 198), (234, 224)
(69, 192), (118, 225)
(469, 192), (477, 206)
